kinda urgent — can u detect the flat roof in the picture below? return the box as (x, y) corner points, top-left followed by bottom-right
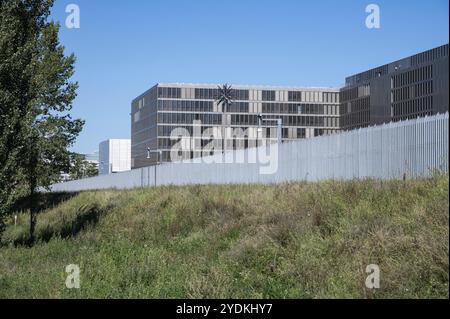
(157, 82), (341, 91)
(345, 43), (449, 84)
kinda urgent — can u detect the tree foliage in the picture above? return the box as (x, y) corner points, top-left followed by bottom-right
(0, 0), (84, 241)
(68, 153), (98, 180)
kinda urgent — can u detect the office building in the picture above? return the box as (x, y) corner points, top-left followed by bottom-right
(341, 44), (448, 129)
(131, 84), (341, 168)
(131, 44), (449, 169)
(99, 139), (131, 175)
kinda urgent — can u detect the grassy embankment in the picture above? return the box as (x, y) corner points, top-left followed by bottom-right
(0, 175), (448, 298)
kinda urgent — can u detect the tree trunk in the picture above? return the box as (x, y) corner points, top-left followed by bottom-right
(28, 174), (37, 246)
(28, 143), (38, 246)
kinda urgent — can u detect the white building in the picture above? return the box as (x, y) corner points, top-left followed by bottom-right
(99, 139), (131, 175)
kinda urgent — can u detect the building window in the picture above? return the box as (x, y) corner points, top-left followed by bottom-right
(261, 90), (276, 101)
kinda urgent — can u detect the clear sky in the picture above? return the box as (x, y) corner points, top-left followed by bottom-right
(49, 0), (449, 154)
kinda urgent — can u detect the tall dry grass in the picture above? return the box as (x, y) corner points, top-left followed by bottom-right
(0, 174), (448, 298)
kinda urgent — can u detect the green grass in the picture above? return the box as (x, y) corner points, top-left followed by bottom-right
(0, 175), (448, 299)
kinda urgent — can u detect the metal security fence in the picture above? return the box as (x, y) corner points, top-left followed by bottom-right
(50, 113), (449, 192)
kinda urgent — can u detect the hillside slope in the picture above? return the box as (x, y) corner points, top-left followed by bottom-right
(0, 175), (448, 298)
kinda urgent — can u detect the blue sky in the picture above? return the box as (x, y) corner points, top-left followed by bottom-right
(49, 0), (449, 154)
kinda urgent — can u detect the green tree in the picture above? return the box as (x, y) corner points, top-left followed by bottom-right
(68, 153), (98, 180)
(0, 0), (84, 243)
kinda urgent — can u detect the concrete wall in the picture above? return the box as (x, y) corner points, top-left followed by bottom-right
(50, 113), (449, 192)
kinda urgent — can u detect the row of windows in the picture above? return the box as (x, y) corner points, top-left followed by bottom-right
(158, 136), (270, 150)
(288, 91), (302, 102)
(156, 114), (336, 132)
(392, 96), (433, 118)
(158, 125), (277, 138)
(340, 84), (370, 102)
(159, 138), (265, 151)
(260, 103), (301, 115)
(155, 128), (323, 164)
(227, 102), (250, 113)
(341, 110), (370, 129)
(301, 104), (321, 115)
(157, 129), (338, 151)
(391, 80), (433, 103)
(323, 92), (340, 104)
(324, 117), (339, 128)
(158, 113), (340, 132)
(159, 126), (257, 139)
(262, 103), (301, 114)
(158, 87), (182, 99)
(313, 129), (337, 137)
(262, 90), (276, 101)
(232, 89), (250, 101)
(157, 99), (341, 116)
(232, 115), (334, 127)
(272, 127), (338, 138)
(158, 100), (214, 112)
(195, 88), (219, 100)
(414, 81), (434, 98)
(287, 91), (339, 103)
(340, 97), (370, 115)
(156, 86), (340, 103)
(391, 65), (433, 89)
(230, 114), (258, 126)
(194, 89), (338, 103)
(152, 127), (343, 162)
(194, 88), (250, 100)
(158, 99), (252, 113)
(341, 88), (356, 102)
(159, 125), (195, 136)
(411, 44), (448, 66)
(288, 91), (339, 103)
(158, 113), (223, 125)
(261, 103), (340, 115)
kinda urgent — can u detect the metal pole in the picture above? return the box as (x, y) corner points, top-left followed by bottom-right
(257, 114), (263, 148)
(147, 148), (161, 188)
(222, 103), (227, 157)
(277, 119), (282, 145)
(258, 115), (283, 145)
